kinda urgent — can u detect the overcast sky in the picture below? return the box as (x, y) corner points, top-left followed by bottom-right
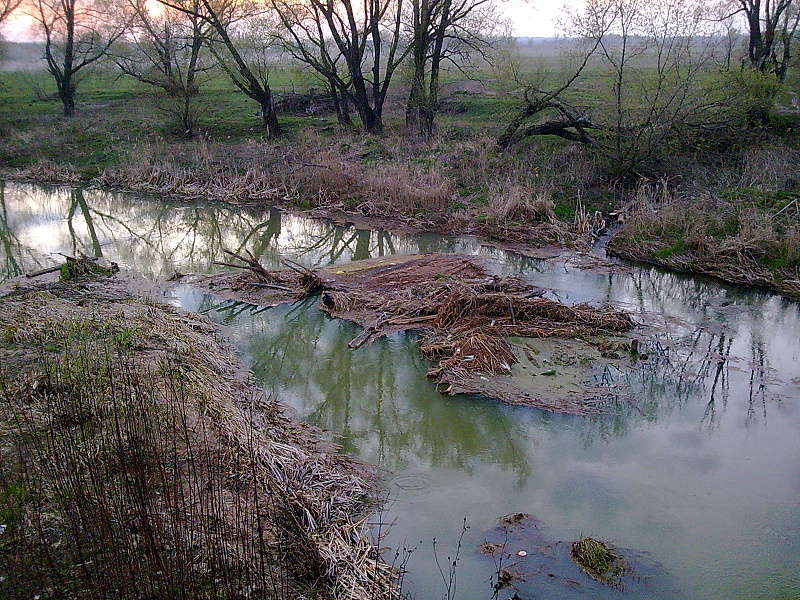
(1, 0), (569, 41)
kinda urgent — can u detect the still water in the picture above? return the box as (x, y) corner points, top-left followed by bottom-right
(2, 181), (799, 599)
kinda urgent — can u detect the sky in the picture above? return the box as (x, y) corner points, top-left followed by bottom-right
(0, 0), (569, 41)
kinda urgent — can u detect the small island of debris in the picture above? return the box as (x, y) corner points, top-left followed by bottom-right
(185, 252), (639, 414)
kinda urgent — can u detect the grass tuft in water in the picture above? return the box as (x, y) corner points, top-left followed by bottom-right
(570, 537), (629, 587)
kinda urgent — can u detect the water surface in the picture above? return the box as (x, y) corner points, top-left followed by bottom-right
(2, 181), (799, 599)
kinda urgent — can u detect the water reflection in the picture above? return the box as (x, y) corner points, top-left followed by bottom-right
(0, 181), (482, 280)
(3, 181), (800, 600)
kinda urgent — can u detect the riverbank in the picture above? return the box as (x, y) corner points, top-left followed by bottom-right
(608, 186), (800, 299)
(0, 269), (395, 600)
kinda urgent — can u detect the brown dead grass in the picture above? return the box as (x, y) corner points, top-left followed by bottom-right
(0, 274), (397, 600)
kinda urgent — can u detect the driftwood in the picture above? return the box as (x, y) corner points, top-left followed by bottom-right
(25, 255), (112, 279)
(213, 249), (276, 282)
(26, 265), (63, 278)
(215, 250), (327, 297)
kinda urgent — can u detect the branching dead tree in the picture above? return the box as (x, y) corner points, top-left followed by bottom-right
(158, 0), (282, 138)
(30, 0), (128, 116)
(497, 21), (609, 149)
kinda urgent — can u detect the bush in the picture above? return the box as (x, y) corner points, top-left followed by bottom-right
(704, 68), (782, 127)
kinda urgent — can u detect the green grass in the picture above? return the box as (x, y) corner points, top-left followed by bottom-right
(0, 66), (332, 172)
(571, 537), (628, 585)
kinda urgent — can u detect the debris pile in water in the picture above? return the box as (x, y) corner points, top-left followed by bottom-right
(186, 252), (637, 413)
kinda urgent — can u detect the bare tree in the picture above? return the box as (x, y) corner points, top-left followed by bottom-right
(500, 0), (737, 178)
(271, 0), (353, 126)
(405, 0), (499, 135)
(115, 0), (208, 97)
(0, 0), (22, 24)
(159, 0), (282, 138)
(722, 0), (798, 79)
(30, 0), (128, 116)
(775, 3), (800, 80)
(272, 0), (408, 134)
(114, 0), (210, 134)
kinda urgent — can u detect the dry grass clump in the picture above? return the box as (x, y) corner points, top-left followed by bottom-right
(420, 331), (516, 379)
(486, 184), (555, 223)
(97, 142), (284, 203)
(0, 276), (397, 600)
(608, 187), (800, 298)
(7, 159), (82, 183)
(609, 142), (800, 298)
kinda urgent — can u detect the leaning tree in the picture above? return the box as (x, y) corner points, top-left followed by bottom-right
(498, 0), (742, 179)
(158, 0), (283, 138)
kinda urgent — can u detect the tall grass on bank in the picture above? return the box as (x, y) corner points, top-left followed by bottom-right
(0, 280), (397, 600)
(1, 347), (292, 599)
(608, 150), (800, 298)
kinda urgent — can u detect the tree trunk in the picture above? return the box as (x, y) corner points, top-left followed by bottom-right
(349, 68), (384, 134)
(329, 80), (352, 126)
(361, 109), (383, 134)
(337, 93), (352, 126)
(405, 49), (427, 132)
(260, 95), (282, 139)
(60, 82), (76, 117)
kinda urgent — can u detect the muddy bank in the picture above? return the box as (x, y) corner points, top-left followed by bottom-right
(184, 253), (639, 414)
(2, 162), (586, 258)
(0, 270), (395, 600)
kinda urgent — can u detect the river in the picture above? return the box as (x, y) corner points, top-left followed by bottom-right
(2, 181), (799, 599)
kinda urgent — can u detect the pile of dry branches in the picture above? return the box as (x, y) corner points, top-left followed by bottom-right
(315, 255), (635, 386)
